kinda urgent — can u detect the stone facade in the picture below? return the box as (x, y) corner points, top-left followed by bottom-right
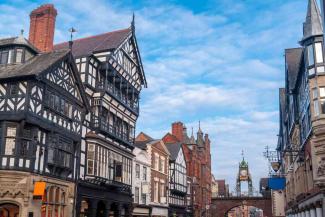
(0, 170), (75, 217)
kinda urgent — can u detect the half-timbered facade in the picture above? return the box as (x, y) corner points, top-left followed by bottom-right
(54, 16), (147, 217)
(0, 5), (89, 217)
(165, 142), (187, 217)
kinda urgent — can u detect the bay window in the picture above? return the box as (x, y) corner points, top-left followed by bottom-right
(47, 135), (73, 171)
(306, 42), (325, 76)
(86, 143), (132, 185)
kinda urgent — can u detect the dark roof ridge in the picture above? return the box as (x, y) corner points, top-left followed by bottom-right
(55, 28), (130, 46)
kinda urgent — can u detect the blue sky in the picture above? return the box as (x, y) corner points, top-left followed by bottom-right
(0, 0), (313, 192)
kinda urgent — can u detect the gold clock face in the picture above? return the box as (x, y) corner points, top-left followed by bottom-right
(240, 170), (247, 177)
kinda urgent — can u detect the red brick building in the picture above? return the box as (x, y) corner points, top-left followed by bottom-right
(163, 122), (212, 217)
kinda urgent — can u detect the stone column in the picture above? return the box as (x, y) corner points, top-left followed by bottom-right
(310, 208), (316, 217)
(104, 201), (112, 217)
(305, 210), (310, 217)
(316, 207), (323, 217)
(88, 199), (98, 217)
(301, 211), (306, 217)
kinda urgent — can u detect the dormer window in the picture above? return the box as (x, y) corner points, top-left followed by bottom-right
(0, 50), (9, 64)
(0, 47), (29, 65)
(307, 42), (324, 76)
(16, 49), (23, 63)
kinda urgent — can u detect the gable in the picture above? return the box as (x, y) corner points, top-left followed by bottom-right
(176, 148), (186, 168)
(136, 132), (153, 142)
(112, 33), (146, 88)
(162, 133), (179, 143)
(153, 140), (170, 156)
(44, 58), (82, 102)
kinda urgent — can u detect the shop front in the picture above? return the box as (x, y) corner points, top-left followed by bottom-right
(151, 205), (168, 217)
(132, 204), (151, 217)
(0, 170), (75, 217)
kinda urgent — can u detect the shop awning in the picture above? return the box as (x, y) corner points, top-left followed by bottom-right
(33, 181), (46, 199)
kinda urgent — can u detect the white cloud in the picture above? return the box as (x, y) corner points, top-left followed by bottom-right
(0, 0), (307, 191)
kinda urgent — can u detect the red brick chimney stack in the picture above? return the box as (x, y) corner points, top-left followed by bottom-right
(29, 4), (57, 52)
(172, 122), (184, 142)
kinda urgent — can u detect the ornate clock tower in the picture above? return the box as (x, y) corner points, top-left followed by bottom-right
(236, 151), (253, 196)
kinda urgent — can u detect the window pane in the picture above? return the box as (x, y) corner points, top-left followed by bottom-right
(313, 88), (318, 99)
(308, 45), (314, 66)
(16, 49), (23, 63)
(320, 87), (325, 98)
(1, 51), (8, 64)
(314, 100), (320, 116)
(315, 43), (323, 63)
(309, 68), (315, 76)
(321, 99), (325, 114)
(8, 50), (13, 63)
(317, 66), (325, 73)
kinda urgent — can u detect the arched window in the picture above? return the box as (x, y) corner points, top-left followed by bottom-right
(41, 186), (66, 217)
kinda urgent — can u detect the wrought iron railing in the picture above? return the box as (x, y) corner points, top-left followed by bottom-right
(91, 115), (134, 144)
(97, 82), (139, 113)
(85, 176), (132, 194)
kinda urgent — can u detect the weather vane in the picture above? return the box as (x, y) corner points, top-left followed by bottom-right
(68, 27), (77, 49)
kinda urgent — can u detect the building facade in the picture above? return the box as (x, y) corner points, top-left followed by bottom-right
(135, 133), (170, 217)
(53, 6), (147, 217)
(165, 142), (187, 217)
(0, 4), (89, 217)
(132, 141), (151, 216)
(277, 0), (325, 216)
(0, 3), (147, 217)
(163, 122), (212, 217)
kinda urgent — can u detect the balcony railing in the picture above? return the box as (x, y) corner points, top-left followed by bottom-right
(85, 175), (131, 194)
(91, 115), (134, 145)
(97, 82), (139, 113)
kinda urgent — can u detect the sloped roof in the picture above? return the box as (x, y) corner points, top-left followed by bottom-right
(165, 142), (182, 161)
(134, 141), (149, 150)
(0, 49), (69, 80)
(0, 36), (39, 52)
(54, 28), (131, 57)
(285, 48), (303, 91)
(279, 88), (286, 120)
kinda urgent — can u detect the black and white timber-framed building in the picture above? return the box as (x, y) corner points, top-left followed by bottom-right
(54, 15), (147, 217)
(0, 24), (90, 217)
(0, 3), (147, 217)
(165, 143), (187, 217)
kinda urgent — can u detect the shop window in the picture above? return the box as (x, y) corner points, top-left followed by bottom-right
(41, 186), (66, 217)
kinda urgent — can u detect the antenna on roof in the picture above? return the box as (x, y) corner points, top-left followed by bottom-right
(131, 12), (135, 33)
(68, 27), (77, 50)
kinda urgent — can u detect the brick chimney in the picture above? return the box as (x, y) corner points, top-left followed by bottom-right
(29, 4), (57, 52)
(172, 122), (184, 142)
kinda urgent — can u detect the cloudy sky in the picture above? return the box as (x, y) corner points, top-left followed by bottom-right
(0, 0), (316, 192)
